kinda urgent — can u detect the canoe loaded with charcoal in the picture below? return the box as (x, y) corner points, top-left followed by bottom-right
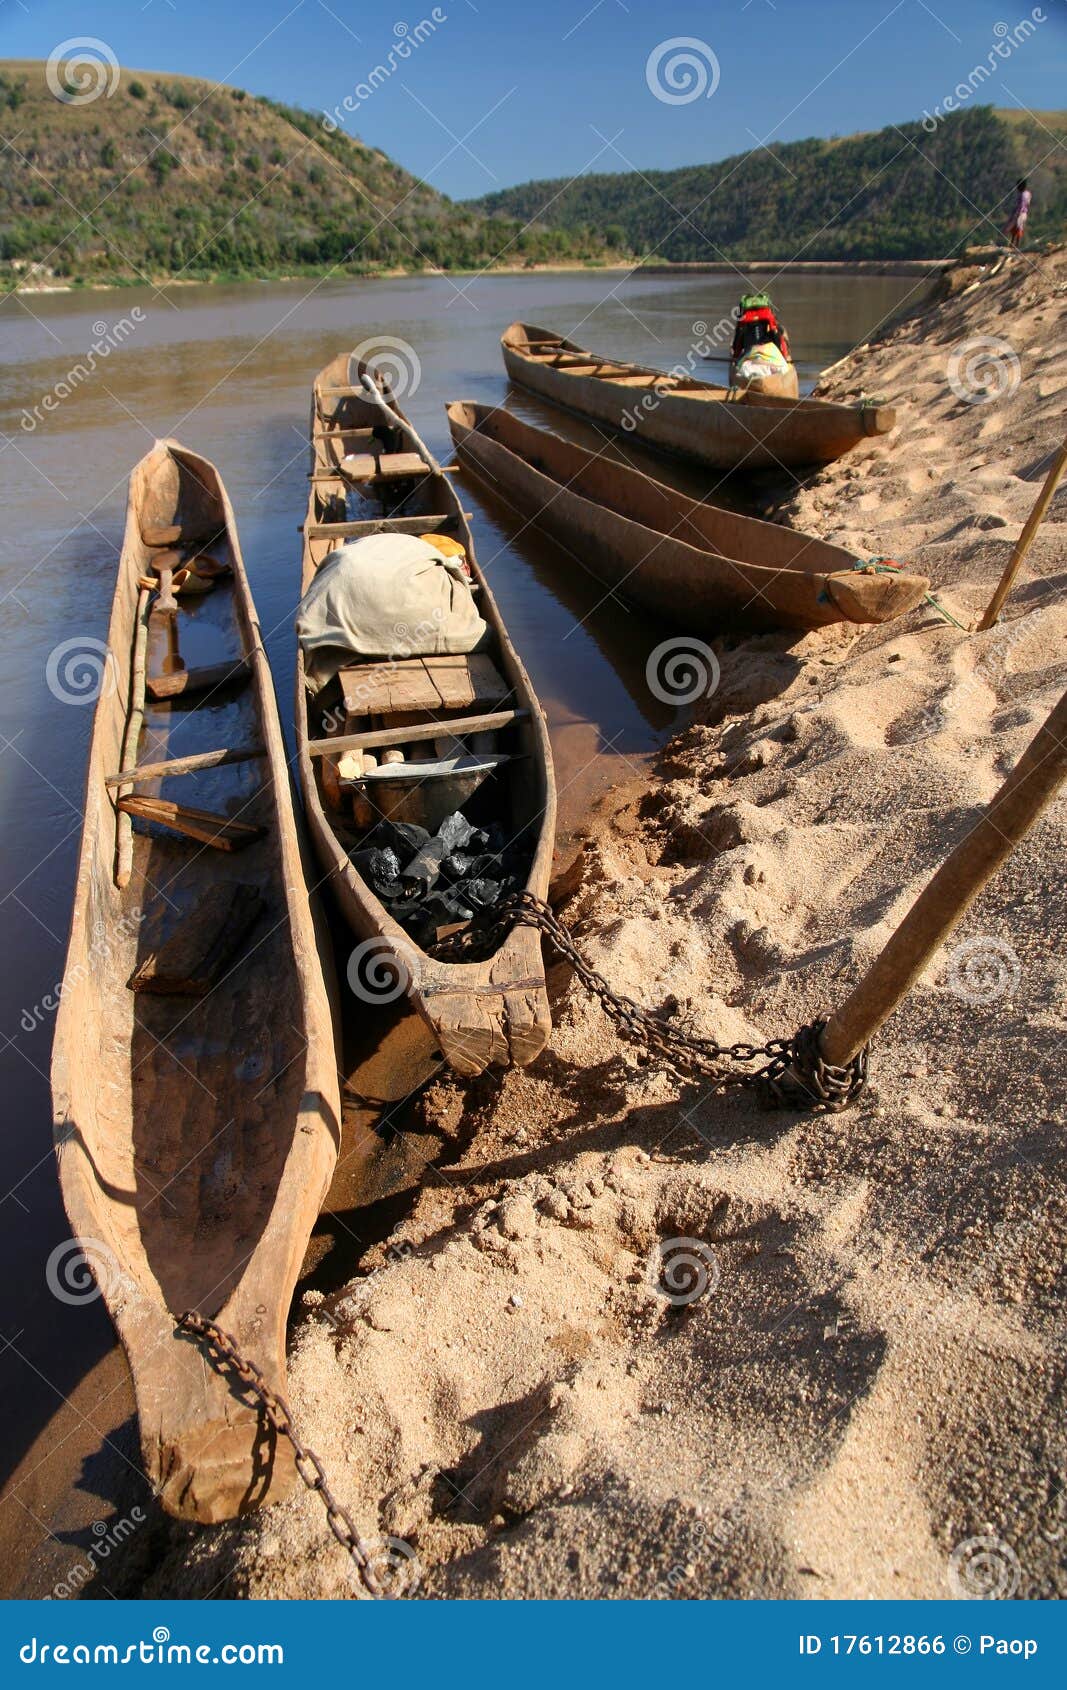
(295, 350), (556, 1075)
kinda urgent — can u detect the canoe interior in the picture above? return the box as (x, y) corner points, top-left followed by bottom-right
(52, 442), (339, 1522)
(501, 322), (896, 472)
(504, 320), (792, 406)
(297, 354), (556, 1073)
(446, 402), (931, 632)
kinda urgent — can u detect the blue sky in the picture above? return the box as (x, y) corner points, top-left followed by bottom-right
(2, 0), (1064, 196)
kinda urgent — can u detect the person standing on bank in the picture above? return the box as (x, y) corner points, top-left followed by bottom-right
(1006, 179), (1032, 249)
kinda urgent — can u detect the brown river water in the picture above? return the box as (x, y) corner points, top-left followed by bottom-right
(0, 266), (926, 1595)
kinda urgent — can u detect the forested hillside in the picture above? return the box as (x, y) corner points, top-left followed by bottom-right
(473, 108), (1067, 261)
(0, 61), (621, 285)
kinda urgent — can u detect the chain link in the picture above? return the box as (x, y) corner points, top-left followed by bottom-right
(176, 1311), (402, 1600)
(430, 891), (866, 1108)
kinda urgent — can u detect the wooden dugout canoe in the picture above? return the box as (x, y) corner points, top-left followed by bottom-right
(501, 321), (895, 472)
(297, 353), (556, 1075)
(51, 441), (340, 1524)
(446, 403), (930, 630)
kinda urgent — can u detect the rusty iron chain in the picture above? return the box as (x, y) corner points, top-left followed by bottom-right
(430, 891), (867, 1110)
(176, 1311), (404, 1600)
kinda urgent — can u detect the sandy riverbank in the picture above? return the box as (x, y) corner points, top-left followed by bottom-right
(152, 246), (1066, 1602)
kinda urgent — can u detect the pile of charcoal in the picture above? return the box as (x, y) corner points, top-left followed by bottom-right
(352, 810), (527, 946)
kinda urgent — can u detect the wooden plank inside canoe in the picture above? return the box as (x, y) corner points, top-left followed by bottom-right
(340, 659), (441, 717)
(338, 453), (378, 480)
(105, 745), (265, 788)
(127, 883), (266, 996)
(338, 653), (509, 718)
(146, 658), (251, 700)
(375, 452), (429, 479)
(306, 515), (468, 541)
(309, 707), (525, 757)
(117, 795), (266, 851)
(425, 653), (511, 710)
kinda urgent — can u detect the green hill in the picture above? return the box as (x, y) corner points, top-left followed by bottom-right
(471, 107), (1067, 261)
(0, 60), (622, 286)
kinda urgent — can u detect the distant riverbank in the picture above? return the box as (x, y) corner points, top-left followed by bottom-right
(4, 254), (966, 299)
(3, 260), (636, 297)
(637, 258), (955, 276)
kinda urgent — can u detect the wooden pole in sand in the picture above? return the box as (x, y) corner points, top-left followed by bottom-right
(820, 683), (1067, 1067)
(976, 437), (1067, 631)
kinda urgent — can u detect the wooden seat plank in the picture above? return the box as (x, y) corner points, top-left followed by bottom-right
(117, 795), (266, 852)
(309, 707), (525, 758)
(306, 515), (467, 541)
(339, 659), (443, 718)
(423, 653), (511, 710)
(338, 453), (379, 481)
(373, 452), (430, 480)
(105, 745), (265, 788)
(338, 652), (510, 720)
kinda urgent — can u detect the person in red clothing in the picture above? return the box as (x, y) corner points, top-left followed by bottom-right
(1006, 179), (1032, 249)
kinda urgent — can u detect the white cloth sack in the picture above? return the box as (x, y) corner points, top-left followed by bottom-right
(296, 533), (487, 693)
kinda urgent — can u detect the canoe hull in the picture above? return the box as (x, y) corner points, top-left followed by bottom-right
(51, 442), (340, 1522)
(447, 403), (930, 632)
(502, 323), (894, 472)
(297, 356), (556, 1075)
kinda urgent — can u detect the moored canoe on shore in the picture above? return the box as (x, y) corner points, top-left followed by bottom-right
(51, 441), (340, 1523)
(501, 321), (894, 472)
(297, 353), (556, 1076)
(446, 403), (930, 631)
